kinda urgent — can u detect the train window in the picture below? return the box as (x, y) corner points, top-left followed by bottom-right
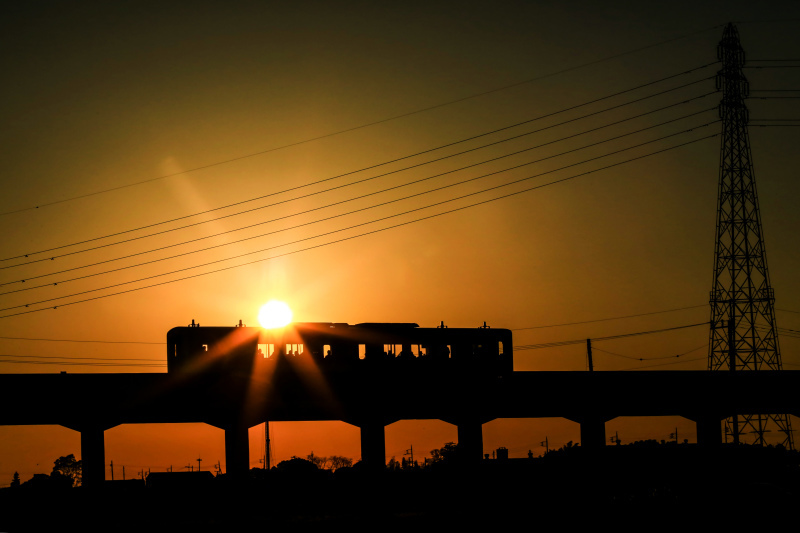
(257, 344), (271, 358)
(202, 344), (208, 352)
(323, 344), (331, 358)
(285, 344), (304, 356)
(173, 344), (177, 358)
(418, 345), (427, 357)
(359, 345), (366, 360)
(498, 341), (504, 355)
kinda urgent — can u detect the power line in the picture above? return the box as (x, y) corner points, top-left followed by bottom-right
(0, 353), (162, 362)
(0, 129), (719, 315)
(514, 322), (709, 351)
(0, 133), (718, 318)
(0, 359), (165, 368)
(0, 93), (716, 275)
(0, 30), (722, 218)
(1, 110), (718, 294)
(620, 356), (707, 371)
(592, 343), (708, 362)
(0, 66), (718, 263)
(0, 305), (709, 346)
(512, 304), (707, 330)
(0, 335), (163, 344)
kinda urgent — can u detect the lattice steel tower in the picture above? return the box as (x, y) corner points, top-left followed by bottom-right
(708, 23), (793, 448)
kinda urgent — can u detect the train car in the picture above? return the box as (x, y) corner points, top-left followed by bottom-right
(166, 321), (513, 376)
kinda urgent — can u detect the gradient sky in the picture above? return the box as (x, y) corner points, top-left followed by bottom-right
(1, 1), (800, 482)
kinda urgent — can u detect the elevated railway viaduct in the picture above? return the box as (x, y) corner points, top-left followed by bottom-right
(1, 368), (798, 487)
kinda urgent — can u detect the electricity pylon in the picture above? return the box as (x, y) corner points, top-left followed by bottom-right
(708, 23), (793, 449)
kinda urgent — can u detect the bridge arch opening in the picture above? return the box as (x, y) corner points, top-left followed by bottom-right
(605, 416), (697, 446)
(255, 421), (360, 467)
(483, 418), (581, 458)
(105, 423), (225, 478)
(0, 425), (80, 487)
(385, 420), (457, 466)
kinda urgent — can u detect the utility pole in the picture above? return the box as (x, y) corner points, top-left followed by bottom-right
(110, 460), (114, 481)
(404, 445), (414, 465)
(265, 422), (272, 470)
(708, 23), (793, 448)
(541, 437), (549, 454)
(197, 457), (202, 472)
(586, 339), (593, 371)
(122, 466), (125, 481)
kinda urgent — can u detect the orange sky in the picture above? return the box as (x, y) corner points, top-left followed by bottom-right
(1, 2), (800, 483)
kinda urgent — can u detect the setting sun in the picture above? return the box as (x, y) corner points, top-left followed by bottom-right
(258, 300), (293, 329)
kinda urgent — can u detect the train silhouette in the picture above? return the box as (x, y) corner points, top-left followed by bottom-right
(167, 321), (512, 376)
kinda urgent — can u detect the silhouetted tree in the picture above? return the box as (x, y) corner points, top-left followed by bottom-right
(51, 454), (82, 487)
(10, 472), (20, 488)
(306, 452), (328, 470)
(303, 452), (352, 472)
(276, 457), (318, 475)
(430, 442), (459, 464)
(327, 455), (353, 471)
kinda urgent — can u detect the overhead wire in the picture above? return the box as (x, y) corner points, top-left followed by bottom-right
(0, 303), (709, 345)
(592, 343), (708, 362)
(0, 91), (718, 274)
(0, 335), (163, 344)
(620, 356), (707, 371)
(0, 123), (721, 310)
(0, 29), (724, 218)
(512, 304), (707, 330)
(0, 133), (719, 318)
(0, 65), (719, 263)
(513, 321), (709, 351)
(0, 108), (719, 294)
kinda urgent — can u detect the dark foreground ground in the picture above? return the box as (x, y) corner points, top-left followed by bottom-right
(2, 444), (798, 532)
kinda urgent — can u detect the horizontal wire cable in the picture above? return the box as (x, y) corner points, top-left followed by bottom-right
(0, 353), (162, 361)
(0, 67), (719, 263)
(620, 356), (707, 371)
(512, 304), (707, 330)
(0, 91), (716, 274)
(0, 359), (165, 367)
(0, 125), (719, 310)
(593, 343), (708, 361)
(0, 39), (723, 218)
(514, 322), (709, 351)
(1, 109), (718, 294)
(0, 134), (718, 318)
(0, 335), (163, 344)
(0, 304), (710, 346)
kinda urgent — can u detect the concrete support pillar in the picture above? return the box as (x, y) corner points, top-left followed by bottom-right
(696, 415), (722, 448)
(360, 422), (386, 471)
(225, 424), (250, 481)
(457, 421), (484, 464)
(579, 417), (606, 449)
(80, 426), (106, 488)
